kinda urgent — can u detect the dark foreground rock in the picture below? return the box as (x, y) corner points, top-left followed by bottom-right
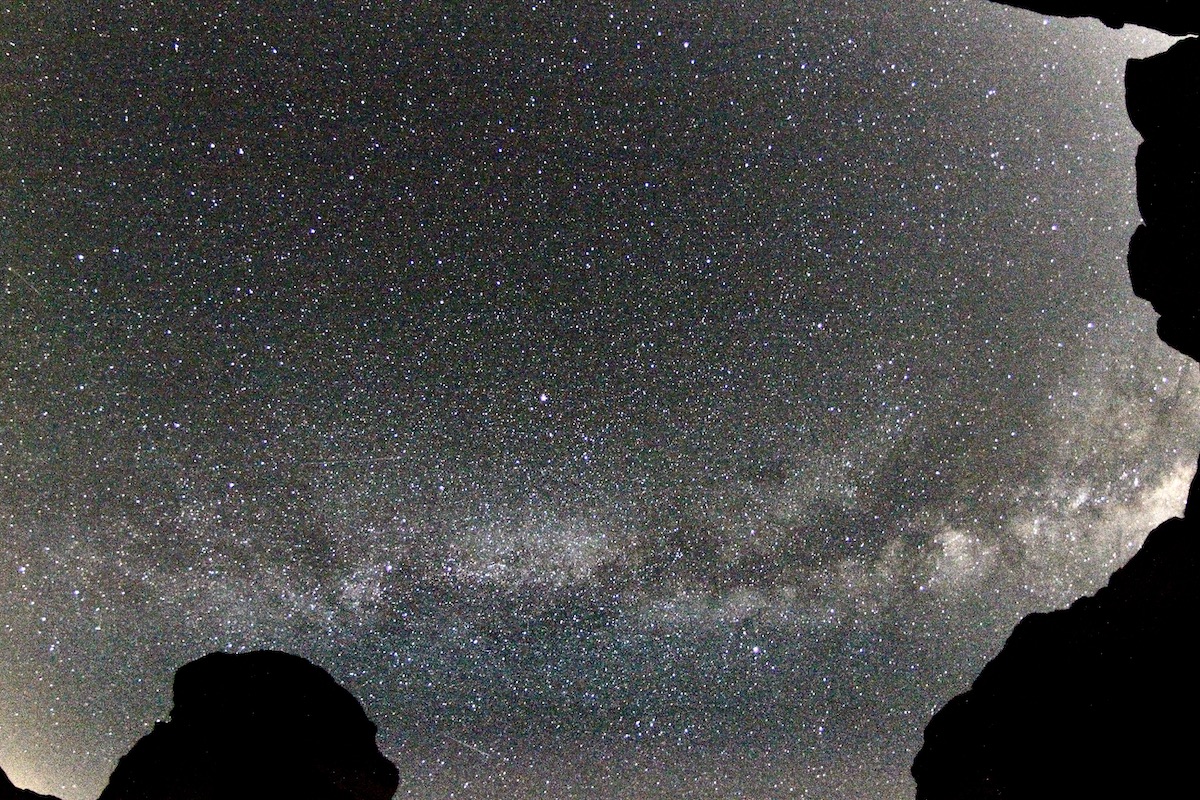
(1126, 36), (1200, 360)
(97, 650), (399, 800)
(1, 768), (62, 800)
(912, 474), (1200, 799)
(993, 5), (1200, 361)
(989, 1), (1200, 35)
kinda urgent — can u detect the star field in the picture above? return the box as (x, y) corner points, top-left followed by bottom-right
(0, 2), (1193, 797)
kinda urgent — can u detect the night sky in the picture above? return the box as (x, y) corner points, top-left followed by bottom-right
(1, 2), (1193, 798)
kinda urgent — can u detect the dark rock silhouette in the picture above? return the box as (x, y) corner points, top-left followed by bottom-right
(912, 461), (1200, 798)
(96, 650), (399, 800)
(920, 18), (1200, 794)
(0, 768), (63, 800)
(994, 3), (1200, 361)
(1126, 36), (1200, 359)
(988, 1), (1200, 35)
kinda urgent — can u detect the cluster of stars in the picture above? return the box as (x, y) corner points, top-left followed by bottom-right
(0, 2), (1193, 799)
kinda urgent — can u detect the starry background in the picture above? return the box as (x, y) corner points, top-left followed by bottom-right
(0, 1), (1193, 798)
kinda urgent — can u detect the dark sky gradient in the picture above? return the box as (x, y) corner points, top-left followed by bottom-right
(0, 2), (1192, 797)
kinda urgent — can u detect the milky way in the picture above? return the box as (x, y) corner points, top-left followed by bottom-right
(0, 2), (1192, 797)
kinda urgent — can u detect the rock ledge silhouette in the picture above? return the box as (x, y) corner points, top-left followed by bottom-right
(988, 1), (1200, 35)
(1, 768), (62, 800)
(912, 477), (1200, 798)
(1, 650), (398, 800)
(914, 7), (1200, 794)
(98, 650), (399, 800)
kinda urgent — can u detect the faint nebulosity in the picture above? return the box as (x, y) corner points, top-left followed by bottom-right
(0, 1), (1192, 797)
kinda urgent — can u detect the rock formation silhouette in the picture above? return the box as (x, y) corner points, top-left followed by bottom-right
(1, 768), (62, 800)
(97, 650), (399, 800)
(912, 467), (1200, 798)
(915, 5), (1200, 799)
(0, 651), (398, 800)
(988, 1), (1200, 35)
(990, 2), (1200, 361)
(1127, 36), (1200, 359)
